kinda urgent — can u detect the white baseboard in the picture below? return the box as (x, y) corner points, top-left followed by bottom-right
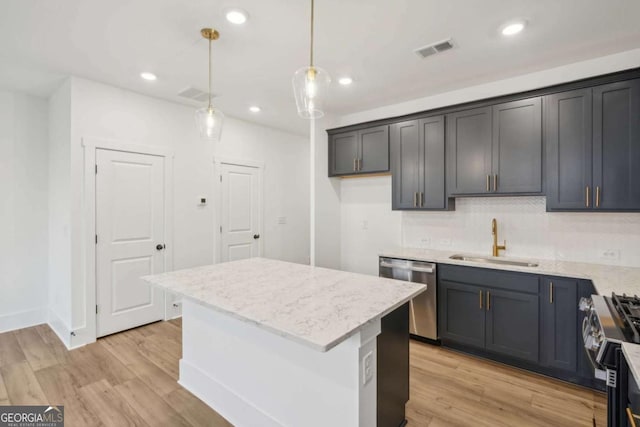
(0, 307), (46, 333)
(47, 308), (71, 348)
(178, 359), (282, 427)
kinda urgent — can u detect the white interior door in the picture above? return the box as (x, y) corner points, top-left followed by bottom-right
(220, 163), (262, 262)
(96, 149), (165, 337)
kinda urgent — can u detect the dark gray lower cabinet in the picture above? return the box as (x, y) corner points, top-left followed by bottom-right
(438, 264), (599, 389)
(541, 277), (578, 372)
(485, 288), (539, 363)
(377, 303), (409, 427)
(438, 280), (485, 348)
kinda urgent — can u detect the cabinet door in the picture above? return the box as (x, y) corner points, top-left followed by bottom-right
(485, 288), (539, 363)
(420, 116), (446, 209)
(492, 97), (542, 194)
(391, 120), (421, 209)
(359, 125), (389, 173)
(446, 107), (492, 195)
(329, 131), (359, 176)
(545, 89), (593, 210)
(593, 79), (640, 210)
(438, 280), (485, 348)
(541, 277), (578, 372)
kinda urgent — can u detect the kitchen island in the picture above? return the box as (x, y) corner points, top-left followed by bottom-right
(142, 258), (425, 427)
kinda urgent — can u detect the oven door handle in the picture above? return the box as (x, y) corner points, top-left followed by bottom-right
(582, 317), (599, 370)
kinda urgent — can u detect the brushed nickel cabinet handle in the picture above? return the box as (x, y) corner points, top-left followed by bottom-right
(487, 291), (491, 311)
(627, 407), (639, 427)
(479, 290), (483, 309)
(419, 192), (424, 207)
(586, 186), (590, 208)
(493, 174), (498, 192)
(486, 175), (490, 192)
(358, 158), (362, 171)
(550, 282), (554, 304)
(413, 192), (417, 208)
(596, 186), (601, 208)
(353, 158), (357, 172)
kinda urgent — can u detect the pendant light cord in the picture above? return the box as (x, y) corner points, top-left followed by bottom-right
(208, 38), (212, 109)
(309, 0), (314, 68)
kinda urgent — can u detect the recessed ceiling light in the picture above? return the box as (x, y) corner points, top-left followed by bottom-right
(249, 106), (261, 113)
(338, 77), (353, 86)
(226, 8), (249, 25)
(140, 72), (157, 81)
(501, 21), (526, 36)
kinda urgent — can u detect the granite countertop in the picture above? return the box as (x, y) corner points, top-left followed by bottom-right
(380, 247), (640, 296)
(142, 258), (425, 352)
(622, 343), (640, 386)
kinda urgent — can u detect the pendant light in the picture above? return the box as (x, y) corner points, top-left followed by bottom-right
(195, 28), (225, 141)
(292, 0), (331, 119)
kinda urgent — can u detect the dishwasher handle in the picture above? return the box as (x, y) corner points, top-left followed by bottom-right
(379, 261), (435, 274)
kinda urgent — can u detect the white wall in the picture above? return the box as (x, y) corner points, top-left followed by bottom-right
(0, 90), (49, 332)
(325, 48), (640, 275)
(58, 77), (309, 345)
(403, 197), (640, 266)
(313, 114), (342, 269)
(47, 80), (73, 344)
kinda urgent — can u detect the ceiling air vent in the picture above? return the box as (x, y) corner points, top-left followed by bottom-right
(177, 87), (212, 103)
(414, 38), (454, 59)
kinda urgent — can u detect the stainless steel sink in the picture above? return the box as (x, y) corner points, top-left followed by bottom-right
(449, 254), (539, 268)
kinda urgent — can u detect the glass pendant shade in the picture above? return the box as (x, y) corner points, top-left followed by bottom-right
(195, 106), (224, 142)
(292, 66), (331, 119)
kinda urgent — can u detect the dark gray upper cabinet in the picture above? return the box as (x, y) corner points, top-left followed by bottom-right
(329, 131), (359, 176)
(359, 125), (390, 173)
(541, 277), (578, 372)
(391, 120), (421, 209)
(593, 79), (640, 210)
(447, 99), (543, 196)
(328, 126), (389, 177)
(546, 89), (594, 210)
(547, 79), (640, 211)
(391, 116), (447, 210)
(492, 98), (543, 194)
(446, 107), (492, 195)
(421, 116), (447, 209)
(485, 288), (539, 363)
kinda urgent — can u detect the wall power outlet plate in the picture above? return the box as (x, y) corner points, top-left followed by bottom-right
(362, 351), (374, 385)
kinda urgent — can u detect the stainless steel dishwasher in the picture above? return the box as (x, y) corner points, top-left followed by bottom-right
(379, 257), (437, 341)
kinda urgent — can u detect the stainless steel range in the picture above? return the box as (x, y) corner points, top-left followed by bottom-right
(581, 293), (640, 426)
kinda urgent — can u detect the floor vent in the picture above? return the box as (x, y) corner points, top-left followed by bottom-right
(177, 87), (214, 103)
(414, 38), (454, 59)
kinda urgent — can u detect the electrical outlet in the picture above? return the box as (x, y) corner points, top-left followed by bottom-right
(420, 237), (431, 247)
(439, 238), (452, 247)
(277, 216), (287, 225)
(600, 249), (620, 261)
(362, 351), (373, 385)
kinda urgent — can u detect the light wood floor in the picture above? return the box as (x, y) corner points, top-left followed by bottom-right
(0, 320), (606, 426)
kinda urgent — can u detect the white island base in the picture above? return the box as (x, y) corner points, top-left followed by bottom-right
(179, 299), (381, 427)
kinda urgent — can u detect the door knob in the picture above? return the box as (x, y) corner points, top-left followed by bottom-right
(253, 234), (260, 239)
(156, 244), (166, 250)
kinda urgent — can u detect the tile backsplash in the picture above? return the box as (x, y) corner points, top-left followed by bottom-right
(402, 196), (640, 267)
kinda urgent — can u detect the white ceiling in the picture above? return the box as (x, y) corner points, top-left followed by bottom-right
(1, 0), (640, 135)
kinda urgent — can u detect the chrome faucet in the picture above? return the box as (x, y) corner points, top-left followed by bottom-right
(491, 218), (506, 257)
